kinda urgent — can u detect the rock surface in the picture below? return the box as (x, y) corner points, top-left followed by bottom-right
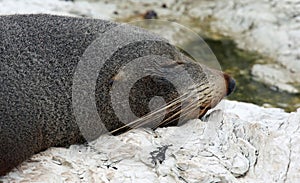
(0, 0), (116, 19)
(1, 100), (300, 182)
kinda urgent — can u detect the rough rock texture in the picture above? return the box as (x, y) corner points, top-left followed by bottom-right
(1, 100), (299, 182)
(0, 0), (116, 19)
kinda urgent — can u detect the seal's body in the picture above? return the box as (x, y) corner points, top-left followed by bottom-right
(0, 14), (235, 175)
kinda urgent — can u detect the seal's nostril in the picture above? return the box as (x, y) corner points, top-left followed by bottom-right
(223, 73), (236, 96)
(227, 77), (236, 96)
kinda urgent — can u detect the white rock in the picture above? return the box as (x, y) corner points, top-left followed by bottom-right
(1, 100), (300, 182)
(251, 64), (299, 93)
(184, 0), (300, 92)
(0, 0), (116, 20)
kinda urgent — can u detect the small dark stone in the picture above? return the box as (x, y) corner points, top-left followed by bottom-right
(162, 3), (167, 8)
(144, 10), (158, 19)
(149, 145), (172, 165)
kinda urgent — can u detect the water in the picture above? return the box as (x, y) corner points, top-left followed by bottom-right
(198, 38), (300, 112)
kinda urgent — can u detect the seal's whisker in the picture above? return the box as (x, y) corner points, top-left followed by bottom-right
(150, 94), (202, 129)
(154, 101), (201, 129)
(131, 91), (202, 127)
(156, 92), (211, 127)
(109, 90), (197, 134)
(112, 85), (208, 133)
(154, 97), (200, 128)
(167, 98), (206, 124)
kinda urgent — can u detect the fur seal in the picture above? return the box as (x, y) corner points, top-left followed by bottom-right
(0, 14), (235, 175)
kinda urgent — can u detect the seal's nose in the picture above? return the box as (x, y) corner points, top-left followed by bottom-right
(224, 73), (236, 96)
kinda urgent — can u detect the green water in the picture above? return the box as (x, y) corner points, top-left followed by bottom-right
(199, 39), (300, 112)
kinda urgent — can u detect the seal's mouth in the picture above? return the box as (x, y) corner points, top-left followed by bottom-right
(196, 72), (236, 118)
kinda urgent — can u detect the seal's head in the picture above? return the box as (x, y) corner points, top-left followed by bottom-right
(71, 21), (236, 137)
(106, 54), (235, 134)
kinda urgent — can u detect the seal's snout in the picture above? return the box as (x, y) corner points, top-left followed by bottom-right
(224, 73), (236, 96)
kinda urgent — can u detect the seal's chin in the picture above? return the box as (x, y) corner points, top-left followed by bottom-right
(195, 103), (210, 118)
(196, 73), (235, 119)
